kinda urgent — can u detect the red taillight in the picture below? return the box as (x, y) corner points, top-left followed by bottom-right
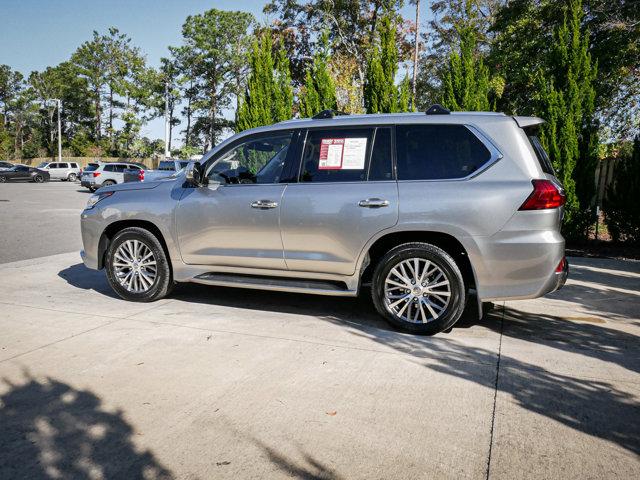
(555, 257), (566, 273)
(519, 180), (566, 210)
(92, 172), (101, 178)
(138, 170), (145, 181)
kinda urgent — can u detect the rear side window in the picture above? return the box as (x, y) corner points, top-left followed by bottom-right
(369, 128), (393, 181)
(59, 163), (69, 168)
(84, 164), (98, 172)
(300, 128), (374, 183)
(127, 165), (141, 171)
(396, 124), (492, 180)
(70, 163), (78, 168)
(527, 134), (555, 175)
(103, 165), (115, 172)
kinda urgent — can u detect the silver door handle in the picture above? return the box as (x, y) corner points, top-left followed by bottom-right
(251, 200), (279, 209)
(358, 198), (390, 208)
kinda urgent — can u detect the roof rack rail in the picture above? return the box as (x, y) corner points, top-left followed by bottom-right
(312, 109), (347, 120)
(425, 104), (450, 115)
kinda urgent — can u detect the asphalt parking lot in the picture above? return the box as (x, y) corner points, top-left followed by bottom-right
(0, 181), (639, 479)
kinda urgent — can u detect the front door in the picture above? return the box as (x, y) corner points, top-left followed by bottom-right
(280, 127), (398, 275)
(176, 130), (296, 270)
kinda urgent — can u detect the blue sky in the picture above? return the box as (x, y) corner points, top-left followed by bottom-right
(1, 0), (422, 142)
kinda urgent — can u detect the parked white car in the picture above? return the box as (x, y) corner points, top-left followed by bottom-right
(80, 162), (145, 192)
(36, 161), (81, 181)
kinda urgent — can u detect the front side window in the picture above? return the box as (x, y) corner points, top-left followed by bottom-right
(207, 131), (293, 184)
(396, 124), (492, 180)
(300, 128), (374, 183)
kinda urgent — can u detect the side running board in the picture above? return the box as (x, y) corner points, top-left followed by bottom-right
(191, 272), (357, 297)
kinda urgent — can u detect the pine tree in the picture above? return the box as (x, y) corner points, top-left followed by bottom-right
(237, 33), (293, 131)
(299, 32), (337, 117)
(442, 27), (491, 111)
(537, 0), (597, 238)
(364, 14), (404, 114)
(604, 137), (640, 244)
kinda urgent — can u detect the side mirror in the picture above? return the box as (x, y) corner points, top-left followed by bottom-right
(185, 162), (209, 187)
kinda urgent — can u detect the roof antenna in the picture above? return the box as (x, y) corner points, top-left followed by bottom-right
(312, 109), (347, 119)
(425, 104), (451, 115)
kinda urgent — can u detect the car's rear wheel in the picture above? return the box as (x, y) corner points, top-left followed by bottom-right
(102, 180), (115, 187)
(68, 173), (77, 181)
(105, 227), (173, 302)
(33, 175), (44, 183)
(371, 242), (466, 335)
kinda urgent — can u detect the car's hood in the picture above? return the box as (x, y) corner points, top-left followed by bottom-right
(99, 180), (165, 193)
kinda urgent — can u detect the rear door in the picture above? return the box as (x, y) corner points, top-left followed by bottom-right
(280, 126), (398, 275)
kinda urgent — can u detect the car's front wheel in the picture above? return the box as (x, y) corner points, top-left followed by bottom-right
(371, 242), (466, 335)
(33, 175), (44, 183)
(105, 227), (173, 302)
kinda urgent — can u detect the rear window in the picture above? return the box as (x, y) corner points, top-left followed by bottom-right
(84, 164), (99, 172)
(395, 124), (492, 180)
(527, 134), (555, 175)
(158, 161), (176, 171)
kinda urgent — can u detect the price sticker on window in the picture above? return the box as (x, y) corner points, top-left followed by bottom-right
(318, 138), (367, 170)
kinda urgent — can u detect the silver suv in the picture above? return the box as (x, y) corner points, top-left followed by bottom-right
(80, 162), (145, 192)
(36, 161), (81, 181)
(80, 107), (568, 334)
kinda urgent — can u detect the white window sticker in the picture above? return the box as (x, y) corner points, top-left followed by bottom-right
(342, 138), (367, 169)
(318, 137), (367, 170)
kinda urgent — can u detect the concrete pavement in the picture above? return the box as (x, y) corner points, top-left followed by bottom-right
(0, 253), (638, 479)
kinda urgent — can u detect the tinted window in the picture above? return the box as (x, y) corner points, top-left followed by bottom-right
(207, 131), (293, 184)
(16, 166), (29, 172)
(103, 165), (114, 172)
(84, 164), (99, 172)
(300, 128), (374, 183)
(59, 163), (69, 168)
(368, 128), (393, 181)
(70, 163), (78, 168)
(158, 161), (175, 171)
(528, 134), (555, 175)
(396, 124), (491, 180)
(126, 165), (141, 171)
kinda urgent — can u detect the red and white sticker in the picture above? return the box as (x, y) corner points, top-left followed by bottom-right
(318, 138), (367, 170)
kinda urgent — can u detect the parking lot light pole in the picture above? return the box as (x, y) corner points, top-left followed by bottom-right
(48, 99), (62, 163)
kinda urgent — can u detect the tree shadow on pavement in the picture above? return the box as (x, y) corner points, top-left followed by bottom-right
(0, 372), (174, 479)
(334, 307), (640, 457)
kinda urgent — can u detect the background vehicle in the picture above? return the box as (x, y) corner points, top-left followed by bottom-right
(0, 165), (50, 183)
(80, 107), (568, 335)
(80, 162), (144, 192)
(123, 159), (191, 183)
(0, 161), (16, 171)
(36, 161), (81, 181)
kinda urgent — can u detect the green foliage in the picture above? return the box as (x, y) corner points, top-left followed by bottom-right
(177, 8), (254, 147)
(441, 26), (491, 111)
(364, 14), (408, 113)
(536, 0), (598, 238)
(236, 33), (293, 131)
(299, 32), (337, 118)
(604, 137), (640, 243)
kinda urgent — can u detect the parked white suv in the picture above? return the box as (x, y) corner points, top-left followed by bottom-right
(36, 161), (81, 181)
(80, 162), (145, 192)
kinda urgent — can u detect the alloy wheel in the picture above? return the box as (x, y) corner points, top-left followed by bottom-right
(383, 258), (451, 323)
(113, 239), (157, 293)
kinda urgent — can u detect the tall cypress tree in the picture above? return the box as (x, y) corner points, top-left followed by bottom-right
(299, 31), (337, 118)
(537, 0), (597, 238)
(237, 33), (293, 131)
(442, 27), (491, 111)
(364, 14), (406, 113)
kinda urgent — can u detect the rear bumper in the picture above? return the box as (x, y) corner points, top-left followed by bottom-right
(545, 256), (569, 294)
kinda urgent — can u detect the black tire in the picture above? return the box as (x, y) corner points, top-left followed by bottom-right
(105, 227), (173, 302)
(0, 176), (6, 183)
(89, 187), (96, 192)
(68, 173), (77, 181)
(102, 180), (116, 187)
(33, 175), (44, 183)
(371, 242), (466, 335)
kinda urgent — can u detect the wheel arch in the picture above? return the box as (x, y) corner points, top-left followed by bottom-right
(98, 219), (171, 271)
(360, 230), (478, 293)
